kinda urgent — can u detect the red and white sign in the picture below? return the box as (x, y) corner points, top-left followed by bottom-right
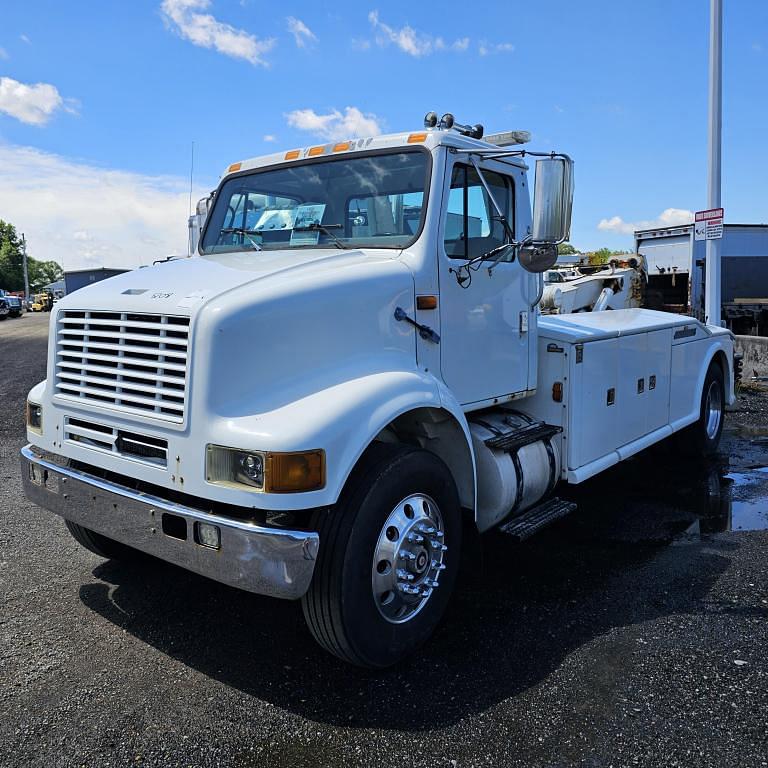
(694, 207), (724, 241)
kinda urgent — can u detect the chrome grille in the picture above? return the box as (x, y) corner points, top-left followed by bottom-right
(55, 310), (190, 423)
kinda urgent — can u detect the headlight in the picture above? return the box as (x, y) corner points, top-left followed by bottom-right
(207, 446), (265, 489)
(206, 445), (325, 493)
(26, 401), (43, 434)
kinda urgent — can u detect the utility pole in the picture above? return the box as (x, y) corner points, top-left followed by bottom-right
(21, 233), (30, 302)
(704, 0), (723, 325)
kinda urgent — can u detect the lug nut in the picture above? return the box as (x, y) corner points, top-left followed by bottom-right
(398, 551), (416, 562)
(396, 568), (414, 582)
(398, 584), (420, 595)
(407, 533), (424, 544)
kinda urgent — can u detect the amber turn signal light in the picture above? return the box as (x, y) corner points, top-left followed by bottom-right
(416, 295), (438, 310)
(266, 450), (325, 493)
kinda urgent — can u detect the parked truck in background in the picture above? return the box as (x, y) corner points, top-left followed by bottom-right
(21, 113), (734, 667)
(0, 290), (23, 318)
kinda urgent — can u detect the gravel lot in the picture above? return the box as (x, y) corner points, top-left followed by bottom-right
(2, 312), (768, 768)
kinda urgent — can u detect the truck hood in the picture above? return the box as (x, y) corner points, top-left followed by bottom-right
(56, 249), (400, 316)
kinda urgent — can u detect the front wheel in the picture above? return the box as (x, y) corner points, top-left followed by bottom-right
(65, 520), (138, 560)
(302, 444), (462, 668)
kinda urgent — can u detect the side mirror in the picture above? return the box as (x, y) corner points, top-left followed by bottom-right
(531, 157), (574, 245)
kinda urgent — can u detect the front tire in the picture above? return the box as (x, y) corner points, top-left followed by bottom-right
(302, 443), (462, 668)
(64, 520), (137, 560)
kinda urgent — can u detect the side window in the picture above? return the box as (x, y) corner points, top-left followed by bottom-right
(443, 164), (513, 260)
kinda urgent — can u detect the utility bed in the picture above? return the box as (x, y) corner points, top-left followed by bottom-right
(525, 310), (732, 483)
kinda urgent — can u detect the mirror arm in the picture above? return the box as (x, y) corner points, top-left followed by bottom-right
(467, 156), (516, 244)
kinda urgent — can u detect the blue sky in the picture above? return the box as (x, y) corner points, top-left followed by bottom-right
(0, 0), (766, 269)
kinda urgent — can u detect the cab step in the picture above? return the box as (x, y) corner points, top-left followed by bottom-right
(498, 497), (577, 541)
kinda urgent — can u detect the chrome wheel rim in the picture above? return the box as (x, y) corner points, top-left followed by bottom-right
(705, 380), (723, 440)
(371, 494), (446, 624)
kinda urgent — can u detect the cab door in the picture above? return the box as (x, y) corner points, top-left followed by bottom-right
(438, 158), (533, 406)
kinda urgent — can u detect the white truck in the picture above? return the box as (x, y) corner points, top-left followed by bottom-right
(21, 113), (735, 667)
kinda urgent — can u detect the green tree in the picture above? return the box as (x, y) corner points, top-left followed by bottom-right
(557, 242), (578, 255)
(28, 260), (64, 292)
(0, 219), (63, 292)
(0, 220), (24, 290)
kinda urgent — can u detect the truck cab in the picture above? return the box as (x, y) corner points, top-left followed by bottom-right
(21, 116), (735, 667)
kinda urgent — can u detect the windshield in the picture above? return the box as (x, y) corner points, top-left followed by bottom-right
(200, 149), (430, 254)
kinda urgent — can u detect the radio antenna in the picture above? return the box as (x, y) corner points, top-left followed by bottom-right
(188, 141), (195, 217)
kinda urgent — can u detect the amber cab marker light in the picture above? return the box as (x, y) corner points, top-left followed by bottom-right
(266, 450), (325, 493)
(332, 142), (351, 152)
(416, 295), (438, 310)
(285, 149), (300, 160)
(407, 133), (427, 143)
(227, 162), (242, 173)
(552, 382), (563, 403)
(308, 146), (325, 157)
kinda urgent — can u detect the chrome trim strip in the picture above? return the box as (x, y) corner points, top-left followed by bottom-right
(20, 445), (319, 600)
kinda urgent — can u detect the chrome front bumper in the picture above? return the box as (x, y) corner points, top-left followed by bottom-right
(20, 445), (319, 599)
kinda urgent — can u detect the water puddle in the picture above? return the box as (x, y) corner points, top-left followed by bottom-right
(557, 436), (768, 544)
(726, 466), (768, 532)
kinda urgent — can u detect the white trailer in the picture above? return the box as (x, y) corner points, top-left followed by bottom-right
(21, 113), (735, 667)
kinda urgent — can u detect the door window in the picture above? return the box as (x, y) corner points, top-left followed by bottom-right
(443, 164), (514, 261)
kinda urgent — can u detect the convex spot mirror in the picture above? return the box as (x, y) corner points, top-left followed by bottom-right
(519, 243), (559, 273)
(531, 157), (574, 245)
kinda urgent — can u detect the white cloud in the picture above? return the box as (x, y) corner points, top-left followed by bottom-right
(287, 16), (316, 48)
(20, 34), (31, 44)
(598, 207), (694, 235)
(367, 10), (468, 57)
(479, 41), (514, 56)
(160, 0), (275, 66)
(285, 106), (382, 141)
(0, 77), (77, 126)
(0, 48), (9, 60)
(0, 143), (204, 270)
(263, 133), (277, 142)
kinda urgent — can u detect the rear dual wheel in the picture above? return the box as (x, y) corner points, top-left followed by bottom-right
(302, 444), (462, 668)
(676, 361), (725, 456)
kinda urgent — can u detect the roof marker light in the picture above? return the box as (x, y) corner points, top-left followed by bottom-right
(333, 142), (351, 152)
(407, 133), (428, 143)
(285, 149), (301, 160)
(228, 162), (242, 172)
(308, 146), (325, 156)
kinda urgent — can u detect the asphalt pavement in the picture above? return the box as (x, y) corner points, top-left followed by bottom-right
(2, 312), (768, 768)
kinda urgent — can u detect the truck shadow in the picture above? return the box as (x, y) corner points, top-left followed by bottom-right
(78, 440), (765, 731)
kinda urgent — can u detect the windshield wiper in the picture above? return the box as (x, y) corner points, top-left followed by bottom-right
(293, 222), (348, 250)
(218, 227), (263, 250)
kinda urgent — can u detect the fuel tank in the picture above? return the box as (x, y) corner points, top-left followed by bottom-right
(469, 410), (561, 532)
